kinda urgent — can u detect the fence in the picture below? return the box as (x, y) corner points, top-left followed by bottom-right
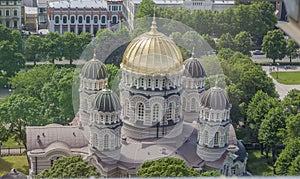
(0, 147), (26, 156)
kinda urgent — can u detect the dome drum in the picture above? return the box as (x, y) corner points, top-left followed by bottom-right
(93, 89), (121, 113)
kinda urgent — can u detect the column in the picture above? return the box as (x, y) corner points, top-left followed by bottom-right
(75, 23), (78, 34)
(68, 23), (70, 32)
(59, 24), (62, 34)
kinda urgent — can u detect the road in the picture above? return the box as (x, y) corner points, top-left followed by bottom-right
(251, 54), (300, 63)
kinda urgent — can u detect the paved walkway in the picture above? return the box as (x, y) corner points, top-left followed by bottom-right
(262, 66), (300, 100)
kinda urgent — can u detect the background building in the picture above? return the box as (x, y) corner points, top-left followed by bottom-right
(0, 0), (22, 29)
(47, 0), (123, 35)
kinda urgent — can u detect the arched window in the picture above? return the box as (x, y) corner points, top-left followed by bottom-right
(70, 16), (75, 23)
(152, 104), (160, 122)
(136, 103), (144, 121)
(78, 16), (83, 23)
(86, 16), (91, 23)
(112, 16), (117, 24)
(182, 97), (186, 110)
(104, 134), (109, 150)
(101, 16), (106, 24)
(214, 132), (219, 147)
(167, 102), (175, 120)
(191, 98), (196, 111)
(93, 133), (98, 147)
(204, 130), (208, 144)
(55, 16), (59, 23)
(224, 131), (228, 145)
(94, 16), (98, 23)
(62, 16), (67, 23)
(124, 99), (129, 117)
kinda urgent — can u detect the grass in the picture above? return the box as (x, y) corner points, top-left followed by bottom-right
(270, 71), (300, 85)
(246, 150), (274, 176)
(2, 136), (24, 148)
(0, 155), (29, 176)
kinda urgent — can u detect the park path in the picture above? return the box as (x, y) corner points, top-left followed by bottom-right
(262, 66), (300, 100)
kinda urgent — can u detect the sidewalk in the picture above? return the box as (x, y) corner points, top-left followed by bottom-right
(262, 66), (300, 100)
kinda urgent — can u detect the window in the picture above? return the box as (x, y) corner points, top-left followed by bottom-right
(152, 104), (160, 121)
(63, 16), (67, 23)
(112, 16), (117, 24)
(204, 130), (208, 144)
(182, 97), (186, 109)
(104, 134), (109, 150)
(14, 10), (17, 16)
(155, 79), (159, 88)
(167, 102), (175, 120)
(55, 16), (59, 23)
(6, 1), (9, 5)
(140, 78), (144, 87)
(136, 103), (144, 121)
(205, 112), (209, 119)
(78, 16), (83, 23)
(6, 21), (9, 27)
(0, 10), (2, 16)
(93, 133), (98, 147)
(101, 16), (106, 23)
(39, 8), (45, 13)
(14, 21), (17, 28)
(6, 10), (9, 16)
(86, 16), (90, 23)
(70, 16), (75, 23)
(162, 79), (166, 88)
(112, 6), (118, 11)
(147, 79), (151, 88)
(14, 1), (17, 5)
(191, 98), (196, 111)
(214, 132), (219, 147)
(50, 160), (54, 166)
(109, 5), (111, 11)
(224, 132), (228, 145)
(94, 16), (98, 23)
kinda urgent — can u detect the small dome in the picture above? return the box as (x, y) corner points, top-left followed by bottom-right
(121, 18), (183, 75)
(183, 57), (206, 78)
(94, 89), (121, 112)
(200, 87), (230, 110)
(81, 59), (108, 80)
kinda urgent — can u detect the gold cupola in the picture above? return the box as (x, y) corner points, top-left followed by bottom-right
(121, 16), (183, 75)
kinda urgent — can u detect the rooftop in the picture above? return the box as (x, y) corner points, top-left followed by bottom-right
(48, 0), (107, 9)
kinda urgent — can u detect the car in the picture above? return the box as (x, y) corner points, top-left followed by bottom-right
(252, 50), (264, 55)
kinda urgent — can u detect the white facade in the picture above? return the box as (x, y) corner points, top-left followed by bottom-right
(48, 0), (123, 35)
(0, 0), (22, 29)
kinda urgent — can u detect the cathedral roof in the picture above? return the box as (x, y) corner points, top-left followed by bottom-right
(121, 17), (183, 75)
(93, 89), (121, 112)
(81, 52), (108, 80)
(200, 87), (230, 110)
(183, 53), (206, 78)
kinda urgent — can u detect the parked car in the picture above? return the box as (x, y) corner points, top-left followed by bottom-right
(252, 50), (264, 55)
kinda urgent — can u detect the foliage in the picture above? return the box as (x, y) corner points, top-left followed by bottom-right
(25, 35), (44, 65)
(137, 158), (200, 177)
(202, 34), (216, 50)
(246, 90), (279, 142)
(246, 150), (274, 176)
(0, 94), (47, 146)
(234, 31), (252, 56)
(262, 30), (287, 64)
(105, 64), (119, 88)
(200, 170), (220, 176)
(136, 0), (156, 18)
(217, 33), (235, 50)
(285, 113), (300, 141)
(37, 155), (99, 178)
(275, 139), (300, 175)
(282, 89), (300, 115)
(44, 32), (63, 63)
(62, 32), (79, 65)
(286, 39), (299, 63)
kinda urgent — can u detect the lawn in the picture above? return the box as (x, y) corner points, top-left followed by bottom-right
(0, 155), (29, 176)
(2, 136), (24, 148)
(246, 150), (274, 176)
(270, 71), (300, 85)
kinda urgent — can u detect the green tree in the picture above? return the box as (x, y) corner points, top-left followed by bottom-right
(262, 30), (287, 64)
(62, 32), (79, 65)
(234, 31), (252, 56)
(137, 158), (200, 177)
(217, 33), (235, 50)
(37, 155), (100, 178)
(286, 39), (299, 63)
(105, 64), (119, 88)
(202, 34), (216, 50)
(136, 0), (156, 18)
(44, 32), (63, 63)
(200, 170), (221, 176)
(282, 89), (300, 115)
(275, 139), (300, 175)
(25, 35), (43, 65)
(258, 107), (286, 160)
(285, 113), (300, 140)
(289, 155), (300, 175)
(246, 90), (279, 143)
(0, 94), (47, 146)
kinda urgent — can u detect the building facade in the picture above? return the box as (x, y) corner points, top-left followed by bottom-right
(47, 0), (123, 35)
(26, 17), (248, 177)
(0, 0), (22, 29)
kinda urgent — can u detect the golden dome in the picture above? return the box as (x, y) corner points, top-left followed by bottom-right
(121, 18), (183, 75)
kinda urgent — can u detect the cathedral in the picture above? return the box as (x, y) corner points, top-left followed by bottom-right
(26, 17), (248, 177)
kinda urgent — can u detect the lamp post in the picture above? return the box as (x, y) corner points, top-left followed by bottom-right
(276, 63), (280, 79)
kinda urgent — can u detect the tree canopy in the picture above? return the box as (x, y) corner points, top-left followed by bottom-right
(37, 155), (100, 178)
